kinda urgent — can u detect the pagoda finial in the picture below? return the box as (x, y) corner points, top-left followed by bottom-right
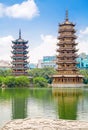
(19, 29), (21, 39)
(65, 10), (68, 21)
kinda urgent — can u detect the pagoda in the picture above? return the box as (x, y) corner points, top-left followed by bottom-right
(52, 11), (83, 87)
(11, 30), (29, 76)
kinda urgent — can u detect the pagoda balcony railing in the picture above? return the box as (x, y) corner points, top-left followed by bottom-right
(56, 47), (77, 51)
(12, 65), (28, 67)
(12, 54), (28, 57)
(59, 28), (76, 33)
(56, 68), (64, 71)
(65, 68), (78, 71)
(58, 35), (77, 39)
(12, 51), (28, 54)
(57, 49), (78, 53)
(57, 42), (78, 45)
(12, 61), (28, 64)
(57, 67), (78, 71)
(57, 54), (78, 58)
(12, 50), (28, 52)
(12, 60), (28, 62)
(12, 56), (28, 60)
(12, 45), (29, 49)
(12, 63), (28, 65)
(12, 67), (28, 70)
(56, 60), (77, 64)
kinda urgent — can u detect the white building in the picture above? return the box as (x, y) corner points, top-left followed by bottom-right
(0, 60), (11, 70)
(38, 56), (57, 68)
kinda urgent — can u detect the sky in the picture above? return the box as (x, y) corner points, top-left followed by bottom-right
(0, 0), (88, 63)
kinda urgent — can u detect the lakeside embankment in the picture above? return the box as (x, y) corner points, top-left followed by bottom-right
(1, 118), (88, 130)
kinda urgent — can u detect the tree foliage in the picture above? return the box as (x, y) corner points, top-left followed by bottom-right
(0, 76), (30, 88)
(0, 69), (12, 77)
(80, 69), (88, 84)
(4, 76), (16, 88)
(33, 77), (48, 87)
(15, 76), (29, 87)
(28, 67), (57, 84)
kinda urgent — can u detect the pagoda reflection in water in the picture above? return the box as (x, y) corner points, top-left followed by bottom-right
(52, 88), (83, 120)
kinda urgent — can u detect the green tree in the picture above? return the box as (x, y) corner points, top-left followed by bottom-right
(15, 76), (29, 87)
(28, 67), (57, 84)
(80, 69), (88, 84)
(33, 77), (48, 87)
(0, 69), (12, 77)
(4, 76), (16, 88)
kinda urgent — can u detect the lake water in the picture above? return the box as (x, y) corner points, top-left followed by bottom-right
(0, 87), (88, 127)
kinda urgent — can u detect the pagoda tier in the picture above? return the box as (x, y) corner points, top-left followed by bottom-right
(11, 30), (29, 76)
(52, 11), (83, 86)
(57, 42), (78, 46)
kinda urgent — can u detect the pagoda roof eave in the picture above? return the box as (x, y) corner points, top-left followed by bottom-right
(52, 74), (84, 78)
(59, 22), (75, 26)
(12, 40), (28, 43)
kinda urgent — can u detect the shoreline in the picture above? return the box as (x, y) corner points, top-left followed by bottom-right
(1, 118), (88, 130)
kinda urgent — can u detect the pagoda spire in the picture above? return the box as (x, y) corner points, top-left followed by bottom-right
(19, 29), (21, 39)
(65, 10), (68, 21)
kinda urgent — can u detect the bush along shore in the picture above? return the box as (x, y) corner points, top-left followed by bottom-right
(0, 68), (88, 88)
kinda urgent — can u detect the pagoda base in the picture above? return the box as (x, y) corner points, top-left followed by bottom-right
(51, 83), (84, 88)
(52, 74), (84, 87)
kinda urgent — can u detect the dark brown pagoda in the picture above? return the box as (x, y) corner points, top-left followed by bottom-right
(52, 11), (83, 87)
(11, 30), (29, 76)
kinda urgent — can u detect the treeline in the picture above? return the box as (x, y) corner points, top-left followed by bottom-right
(0, 68), (88, 88)
(0, 76), (30, 88)
(0, 68), (57, 88)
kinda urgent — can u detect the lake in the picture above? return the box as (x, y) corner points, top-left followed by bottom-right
(0, 87), (88, 127)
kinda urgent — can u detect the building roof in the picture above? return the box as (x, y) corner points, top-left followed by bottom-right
(12, 29), (28, 43)
(0, 60), (11, 68)
(59, 10), (75, 26)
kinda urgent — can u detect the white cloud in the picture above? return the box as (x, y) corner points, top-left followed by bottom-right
(0, 0), (39, 19)
(30, 34), (57, 63)
(1, 27), (88, 64)
(0, 35), (14, 61)
(30, 27), (88, 63)
(77, 27), (88, 54)
(79, 27), (88, 35)
(0, 3), (4, 17)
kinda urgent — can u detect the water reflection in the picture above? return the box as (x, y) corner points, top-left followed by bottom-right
(1, 87), (88, 127)
(52, 88), (83, 120)
(12, 97), (27, 119)
(11, 88), (29, 119)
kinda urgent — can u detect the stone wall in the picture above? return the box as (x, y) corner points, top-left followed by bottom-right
(1, 118), (88, 130)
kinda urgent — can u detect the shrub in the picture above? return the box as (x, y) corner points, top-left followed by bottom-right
(15, 76), (29, 87)
(33, 77), (48, 87)
(4, 76), (16, 88)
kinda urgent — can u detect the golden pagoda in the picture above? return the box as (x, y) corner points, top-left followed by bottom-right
(52, 11), (83, 87)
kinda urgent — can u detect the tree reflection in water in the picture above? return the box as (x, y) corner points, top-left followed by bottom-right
(52, 88), (83, 120)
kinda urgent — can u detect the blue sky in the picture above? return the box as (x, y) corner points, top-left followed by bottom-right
(0, 0), (88, 63)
